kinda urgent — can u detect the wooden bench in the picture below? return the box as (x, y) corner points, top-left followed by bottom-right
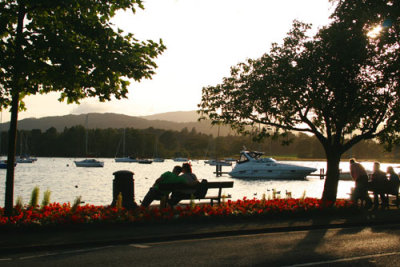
(367, 182), (399, 207)
(158, 180), (234, 206)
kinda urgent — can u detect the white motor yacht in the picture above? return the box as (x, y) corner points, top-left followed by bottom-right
(229, 151), (317, 179)
(74, 159), (104, 167)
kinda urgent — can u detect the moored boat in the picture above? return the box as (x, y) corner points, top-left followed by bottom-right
(205, 159), (232, 166)
(0, 160), (10, 169)
(138, 159), (153, 164)
(0, 159), (17, 169)
(115, 157), (137, 163)
(74, 159), (104, 167)
(16, 155), (37, 163)
(229, 150), (317, 180)
(173, 157), (188, 162)
(153, 157), (165, 162)
(74, 115), (104, 168)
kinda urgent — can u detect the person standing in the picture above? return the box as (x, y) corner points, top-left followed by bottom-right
(387, 166), (400, 206)
(387, 166), (400, 192)
(370, 162), (389, 209)
(349, 158), (372, 209)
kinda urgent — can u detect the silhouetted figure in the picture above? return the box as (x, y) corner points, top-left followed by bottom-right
(168, 163), (199, 206)
(370, 162), (389, 209)
(141, 166), (184, 207)
(350, 158), (372, 209)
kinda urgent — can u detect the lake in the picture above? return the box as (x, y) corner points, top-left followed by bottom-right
(0, 158), (396, 206)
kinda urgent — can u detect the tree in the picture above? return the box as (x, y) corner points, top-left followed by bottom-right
(0, 0), (165, 215)
(199, 2), (400, 202)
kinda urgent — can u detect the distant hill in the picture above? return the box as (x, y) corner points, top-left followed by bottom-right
(0, 111), (235, 136)
(140, 110), (200, 123)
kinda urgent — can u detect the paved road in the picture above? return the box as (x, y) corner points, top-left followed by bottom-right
(1, 224), (400, 266)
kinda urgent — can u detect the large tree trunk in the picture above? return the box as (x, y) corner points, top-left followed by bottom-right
(321, 149), (342, 203)
(4, 95), (20, 216)
(4, 3), (25, 216)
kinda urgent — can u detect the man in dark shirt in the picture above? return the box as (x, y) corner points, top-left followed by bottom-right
(370, 162), (389, 209)
(350, 158), (372, 209)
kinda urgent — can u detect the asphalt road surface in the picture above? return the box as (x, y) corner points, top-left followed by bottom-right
(1, 224), (400, 266)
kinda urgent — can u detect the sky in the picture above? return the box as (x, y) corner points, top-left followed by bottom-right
(6, 0), (335, 123)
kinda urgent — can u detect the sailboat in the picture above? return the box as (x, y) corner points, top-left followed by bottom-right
(152, 136), (164, 162)
(0, 125), (10, 169)
(16, 132), (37, 163)
(74, 115), (104, 167)
(0, 113), (8, 169)
(115, 128), (137, 162)
(204, 125), (232, 166)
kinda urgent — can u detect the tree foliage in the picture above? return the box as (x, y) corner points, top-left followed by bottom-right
(0, 0), (165, 215)
(0, 0), (165, 105)
(199, 1), (400, 202)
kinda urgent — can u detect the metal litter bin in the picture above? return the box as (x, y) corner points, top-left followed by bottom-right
(112, 170), (137, 209)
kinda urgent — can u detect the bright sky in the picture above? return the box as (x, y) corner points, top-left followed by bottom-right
(9, 0), (334, 122)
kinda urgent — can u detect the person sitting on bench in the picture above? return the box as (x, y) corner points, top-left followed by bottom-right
(141, 166), (185, 207)
(168, 163), (199, 206)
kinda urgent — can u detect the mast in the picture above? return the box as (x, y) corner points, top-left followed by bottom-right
(216, 124), (220, 161)
(19, 131), (23, 158)
(122, 128), (126, 157)
(0, 112), (2, 156)
(85, 114), (88, 156)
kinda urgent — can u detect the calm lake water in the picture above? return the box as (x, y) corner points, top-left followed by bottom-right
(0, 158), (397, 206)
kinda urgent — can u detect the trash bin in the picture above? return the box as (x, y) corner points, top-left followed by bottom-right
(111, 170), (137, 209)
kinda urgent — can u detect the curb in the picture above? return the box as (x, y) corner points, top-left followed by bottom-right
(1, 210), (400, 254)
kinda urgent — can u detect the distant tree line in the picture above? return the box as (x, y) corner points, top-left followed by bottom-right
(0, 126), (398, 161)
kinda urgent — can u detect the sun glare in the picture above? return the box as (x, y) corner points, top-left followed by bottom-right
(367, 25), (383, 38)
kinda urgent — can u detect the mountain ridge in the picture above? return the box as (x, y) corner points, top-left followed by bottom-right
(0, 111), (234, 136)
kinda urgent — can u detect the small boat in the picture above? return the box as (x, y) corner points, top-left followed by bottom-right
(205, 159), (232, 166)
(173, 157), (188, 162)
(152, 137), (164, 162)
(74, 115), (104, 168)
(338, 171), (371, 181)
(0, 160), (10, 169)
(16, 156), (37, 163)
(153, 157), (165, 163)
(0, 160), (17, 169)
(115, 157), (137, 163)
(229, 150), (317, 180)
(74, 159), (104, 167)
(138, 159), (153, 164)
(114, 129), (137, 163)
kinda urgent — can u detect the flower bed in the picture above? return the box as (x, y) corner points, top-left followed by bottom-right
(0, 197), (356, 228)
